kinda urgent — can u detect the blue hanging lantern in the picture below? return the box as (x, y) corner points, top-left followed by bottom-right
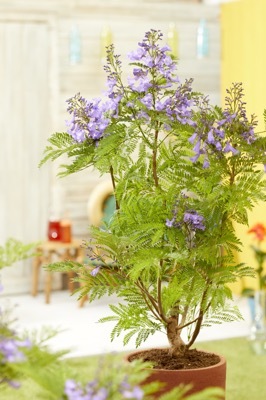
(69, 24), (81, 65)
(197, 19), (209, 59)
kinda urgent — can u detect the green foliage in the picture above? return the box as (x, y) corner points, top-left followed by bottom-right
(0, 238), (37, 270)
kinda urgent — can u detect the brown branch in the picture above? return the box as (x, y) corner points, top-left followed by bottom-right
(152, 127), (159, 187)
(157, 260), (167, 322)
(109, 165), (120, 210)
(137, 280), (168, 324)
(187, 296), (212, 348)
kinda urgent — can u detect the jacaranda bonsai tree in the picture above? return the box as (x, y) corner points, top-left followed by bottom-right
(40, 30), (266, 359)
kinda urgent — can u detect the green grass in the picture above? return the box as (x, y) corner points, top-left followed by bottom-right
(1, 337), (265, 399)
(198, 337), (266, 400)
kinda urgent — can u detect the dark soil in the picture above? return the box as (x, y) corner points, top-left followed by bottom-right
(128, 348), (220, 370)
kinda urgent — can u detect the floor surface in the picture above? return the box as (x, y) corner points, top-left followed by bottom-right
(2, 290), (252, 358)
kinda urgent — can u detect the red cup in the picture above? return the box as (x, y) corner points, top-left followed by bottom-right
(60, 220), (72, 243)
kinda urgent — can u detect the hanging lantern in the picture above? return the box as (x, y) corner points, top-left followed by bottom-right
(167, 23), (179, 58)
(69, 24), (81, 65)
(100, 25), (113, 63)
(197, 19), (209, 59)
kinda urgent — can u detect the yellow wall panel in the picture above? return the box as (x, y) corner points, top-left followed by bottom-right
(221, 0), (266, 294)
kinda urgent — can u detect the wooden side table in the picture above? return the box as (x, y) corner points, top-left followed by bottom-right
(32, 239), (84, 304)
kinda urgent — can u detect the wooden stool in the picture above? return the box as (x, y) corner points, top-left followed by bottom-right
(32, 239), (84, 304)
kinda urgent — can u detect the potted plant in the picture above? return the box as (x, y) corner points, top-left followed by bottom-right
(40, 30), (266, 396)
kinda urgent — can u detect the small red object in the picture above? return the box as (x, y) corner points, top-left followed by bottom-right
(48, 220), (61, 241)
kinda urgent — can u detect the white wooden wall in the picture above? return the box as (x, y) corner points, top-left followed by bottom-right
(0, 0), (220, 294)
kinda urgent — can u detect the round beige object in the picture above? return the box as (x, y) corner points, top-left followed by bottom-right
(87, 180), (114, 226)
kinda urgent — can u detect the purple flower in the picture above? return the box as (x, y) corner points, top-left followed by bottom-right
(121, 386), (144, 399)
(188, 132), (198, 144)
(215, 141), (222, 151)
(140, 93), (153, 109)
(128, 76), (152, 93)
(66, 118), (86, 143)
(65, 93), (120, 144)
(193, 140), (201, 154)
(93, 388), (108, 400)
(132, 68), (148, 79)
(207, 129), (215, 144)
(0, 338), (31, 363)
(127, 47), (146, 61)
(90, 266), (101, 276)
(136, 111), (150, 121)
(166, 218), (175, 228)
(64, 379), (108, 400)
(183, 210), (205, 231)
(203, 158), (210, 169)
(190, 153), (200, 163)
(223, 141), (239, 155)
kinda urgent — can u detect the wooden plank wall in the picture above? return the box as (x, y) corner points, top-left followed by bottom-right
(0, 0), (220, 293)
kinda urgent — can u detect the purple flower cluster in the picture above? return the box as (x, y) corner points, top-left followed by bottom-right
(166, 208), (205, 232)
(66, 93), (120, 143)
(126, 30), (195, 126)
(64, 378), (144, 400)
(183, 210), (205, 231)
(189, 83), (258, 166)
(65, 29), (197, 145)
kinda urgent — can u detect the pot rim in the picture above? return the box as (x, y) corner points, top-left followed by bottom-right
(125, 347), (226, 373)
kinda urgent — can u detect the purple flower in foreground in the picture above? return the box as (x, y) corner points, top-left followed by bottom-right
(121, 385), (144, 399)
(0, 337), (31, 363)
(64, 379), (108, 400)
(93, 388), (108, 400)
(64, 379), (85, 399)
(183, 210), (205, 231)
(0, 378), (21, 389)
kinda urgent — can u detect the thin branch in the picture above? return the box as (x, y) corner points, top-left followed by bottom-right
(136, 280), (168, 324)
(152, 127), (159, 187)
(157, 260), (167, 322)
(109, 165), (120, 210)
(187, 295), (212, 348)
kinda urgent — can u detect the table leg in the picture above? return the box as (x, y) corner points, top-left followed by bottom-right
(79, 293), (88, 307)
(45, 271), (52, 304)
(32, 255), (41, 296)
(44, 252), (53, 304)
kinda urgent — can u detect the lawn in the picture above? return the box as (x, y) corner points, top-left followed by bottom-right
(1, 337), (265, 399)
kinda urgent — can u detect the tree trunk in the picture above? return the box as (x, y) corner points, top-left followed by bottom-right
(166, 317), (187, 356)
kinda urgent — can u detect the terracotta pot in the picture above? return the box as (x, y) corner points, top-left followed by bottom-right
(126, 349), (226, 399)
